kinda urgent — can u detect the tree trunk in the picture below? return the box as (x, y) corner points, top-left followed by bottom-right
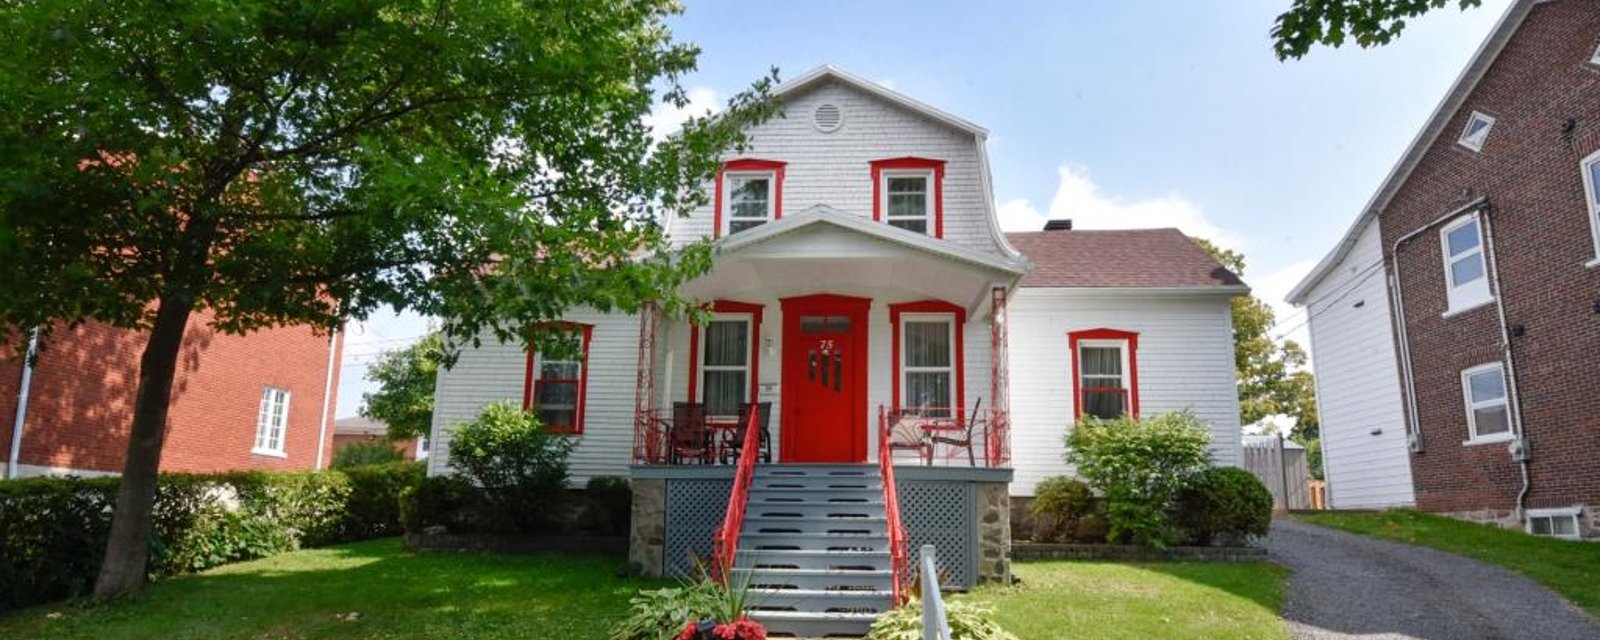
(92, 295), (192, 599)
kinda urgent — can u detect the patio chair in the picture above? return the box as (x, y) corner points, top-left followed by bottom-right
(886, 409), (933, 465)
(721, 401), (772, 464)
(669, 402), (712, 465)
(928, 398), (982, 467)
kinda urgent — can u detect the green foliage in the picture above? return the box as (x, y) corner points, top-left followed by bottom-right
(1066, 412), (1213, 547)
(1273, 0), (1485, 60)
(362, 333), (443, 442)
(865, 600), (1019, 640)
(1027, 477), (1105, 543)
(341, 461), (426, 540)
(448, 402), (577, 534)
(1194, 238), (1319, 433)
(585, 476), (634, 537)
(332, 440), (406, 469)
(0, 468), (419, 613)
(1174, 467), (1274, 546)
(610, 585), (723, 640)
(399, 474), (478, 534)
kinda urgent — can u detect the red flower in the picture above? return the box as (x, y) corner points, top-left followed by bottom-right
(711, 618), (767, 640)
(675, 621), (698, 640)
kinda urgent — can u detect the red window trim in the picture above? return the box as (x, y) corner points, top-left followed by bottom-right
(713, 159), (786, 239)
(1068, 328), (1140, 420)
(889, 300), (966, 421)
(687, 300), (765, 412)
(871, 157), (947, 239)
(523, 323), (594, 434)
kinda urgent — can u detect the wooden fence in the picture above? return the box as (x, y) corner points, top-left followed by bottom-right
(1240, 435), (1316, 511)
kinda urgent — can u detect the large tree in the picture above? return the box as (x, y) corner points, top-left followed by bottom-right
(362, 331), (442, 442)
(1273, 0), (1485, 60)
(0, 0), (776, 598)
(1195, 240), (1319, 433)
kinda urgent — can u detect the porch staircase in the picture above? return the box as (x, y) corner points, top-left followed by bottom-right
(733, 464), (895, 638)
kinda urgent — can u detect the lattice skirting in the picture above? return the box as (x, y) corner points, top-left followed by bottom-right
(897, 479), (977, 590)
(664, 478), (732, 578)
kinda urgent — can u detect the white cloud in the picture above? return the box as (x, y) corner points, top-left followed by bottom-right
(997, 165), (1242, 249)
(642, 87), (721, 142)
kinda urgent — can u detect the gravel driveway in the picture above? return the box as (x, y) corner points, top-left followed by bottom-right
(1266, 518), (1600, 640)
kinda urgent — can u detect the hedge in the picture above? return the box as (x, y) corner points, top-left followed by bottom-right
(0, 461), (424, 613)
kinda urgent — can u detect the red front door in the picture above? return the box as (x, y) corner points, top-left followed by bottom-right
(780, 294), (870, 463)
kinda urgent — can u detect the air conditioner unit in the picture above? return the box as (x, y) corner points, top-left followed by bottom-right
(1508, 437), (1531, 462)
(1407, 432), (1424, 453)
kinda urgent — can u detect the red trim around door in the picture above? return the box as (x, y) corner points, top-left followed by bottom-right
(713, 158), (786, 239)
(686, 300), (766, 407)
(1067, 328), (1140, 419)
(522, 322), (594, 434)
(780, 294), (872, 463)
(870, 157), (947, 238)
(888, 300), (967, 421)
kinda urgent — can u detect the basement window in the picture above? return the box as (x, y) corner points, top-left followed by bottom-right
(1458, 111), (1495, 152)
(1526, 507), (1582, 540)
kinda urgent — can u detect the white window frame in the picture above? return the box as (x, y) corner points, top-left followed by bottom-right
(881, 169), (934, 235)
(1077, 339), (1133, 419)
(1590, 43), (1600, 66)
(721, 171), (776, 236)
(253, 386), (290, 457)
(700, 314), (753, 420)
(1457, 111), (1495, 152)
(1526, 507), (1583, 540)
(899, 312), (956, 415)
(1581, 149), (1600, 268)
(531, 340), (585, 432)
(1440, 214), (1493, 315)
(1460, 363), (1513, 444)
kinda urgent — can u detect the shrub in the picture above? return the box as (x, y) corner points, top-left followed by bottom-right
(448, 402), (577, 534)
(400, 474), (478, 534)
(610, 584), (722, 640)
(1028, 476), (1098, 543)
(332, 441), (405, 469)
(343, 461), (426, 539)
(1066, 411), (1212, 547)
(584, 476), (633, 536)
(865, 600), (1019, 640)
(1175, 466), (1273, 546)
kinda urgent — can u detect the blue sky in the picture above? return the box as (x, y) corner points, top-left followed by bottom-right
(335, 0), (1510, 417)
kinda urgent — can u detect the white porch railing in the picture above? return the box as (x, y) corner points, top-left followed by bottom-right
(921, 544), (952, 640)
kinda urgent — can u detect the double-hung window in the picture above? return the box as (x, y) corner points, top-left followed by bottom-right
(1582, 150), (1600, 265)
(1461, 363), (1512, 443)
(527, 326), (591, 434)
(725, 173), (774, 235)
(1440, 215), (1492, 313)
(900, 314), (956, 418)
(701, 316), (752, 419)
(253, 387), (290, 456)
(883, 171), (934, 234)
(1069, 329), (1139, 420)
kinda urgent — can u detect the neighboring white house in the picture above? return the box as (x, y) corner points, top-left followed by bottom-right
(1286, 218), (1415, 509)
(426, 66), (1247, 496)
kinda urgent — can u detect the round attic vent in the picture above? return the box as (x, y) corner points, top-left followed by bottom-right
(813, 103), (843, 133)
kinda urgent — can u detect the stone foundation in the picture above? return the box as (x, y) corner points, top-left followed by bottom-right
(975, 481), (1011, 584)
(629, 477), (666, 576)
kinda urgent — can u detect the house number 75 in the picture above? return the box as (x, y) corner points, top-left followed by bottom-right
(818, 339), (836, 354)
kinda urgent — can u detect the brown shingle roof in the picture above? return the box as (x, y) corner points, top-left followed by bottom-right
(1006, 228), (1247, 290)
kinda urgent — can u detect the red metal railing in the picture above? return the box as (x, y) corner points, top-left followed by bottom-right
(879, 406), (911, 604)
(711, 405), (763, 581)
(884, 405), (1011, 468)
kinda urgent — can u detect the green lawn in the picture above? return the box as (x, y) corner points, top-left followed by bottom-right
(965, 561), (1290, 640)
(1300, 509), (1600, 617)
(0, 538), (659, 640)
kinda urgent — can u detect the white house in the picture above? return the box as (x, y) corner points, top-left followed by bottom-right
(426, 65), (1246, 636)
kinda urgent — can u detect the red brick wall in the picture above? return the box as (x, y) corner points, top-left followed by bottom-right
(1380, 1), (1600, 515)
(0, 316), (342, 475)
(331, 433), (420, 461)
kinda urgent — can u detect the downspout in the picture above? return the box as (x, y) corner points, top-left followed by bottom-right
(7, 329), (39, 479)
(1478, 207), (1531, 521)
(313, 328), (339, 470)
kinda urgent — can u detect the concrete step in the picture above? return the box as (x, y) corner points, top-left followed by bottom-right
(746, 516), (887, 537)
(750, 475), (882, 492)
(755, 464), (879, 478)
(739, 532), (890, 553)
(745, 502), (885, 520)
(748, 610), (879, 638)
(733, 567), (894, 591)
(748, 588), (895, 614)
(737, 549), (892, 572)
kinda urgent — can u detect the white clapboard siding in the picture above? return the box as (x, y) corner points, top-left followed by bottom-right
(666, 79), (1008, 258)
(427, 308), (641, 485)
(1303, 221), (1415, 508)
(1006, 290), (1243, 496)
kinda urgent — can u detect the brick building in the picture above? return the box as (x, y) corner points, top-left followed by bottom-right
(1290, 0), (1600, 538)
(1, 316), (343, 477)
(331, 415), (424, 462)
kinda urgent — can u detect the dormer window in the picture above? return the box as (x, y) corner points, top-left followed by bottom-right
(871, 157), (946, 238)
(715, 159), (786, 238)
(1458, 111), (1495, 152)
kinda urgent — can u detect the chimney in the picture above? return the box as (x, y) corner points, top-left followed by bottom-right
(1043, 219), (1073, 231)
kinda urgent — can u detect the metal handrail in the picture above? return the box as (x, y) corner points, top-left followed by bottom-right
(879, 406), (911, 603)
(711, 405), (763, 581)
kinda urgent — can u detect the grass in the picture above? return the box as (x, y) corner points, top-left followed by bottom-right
(0, 538), (661, 640)
(964, 560), (1290, 640)
(1300, 509), (1600, 617)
